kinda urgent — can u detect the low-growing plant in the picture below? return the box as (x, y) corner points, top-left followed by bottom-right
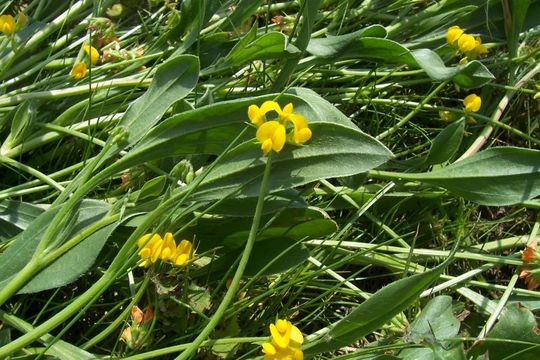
(0, 1), (539, 359)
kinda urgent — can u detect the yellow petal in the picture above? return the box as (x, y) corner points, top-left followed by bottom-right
(138, 247), (151, 259)
(175, 253), (189, 266)
(83, 44), (100, 65)
(296, 128), (312, 144)
(177, 239), (193, 256)
(174, 240), (193, 266)
(257, 121), (285, 154)
(270, 323), (290, 349)
(0, 15), (15, 36)
(262, 342), (277, 355)
(71, 62), (87, 80)
(463, 94), (481, 112)
(261, 139), (273, 154)
(248, 105), (264, 127)
(457, 33), (476, 52)
(260, 101), (282, 119)
(137, 234), (152, 248)
(271, 124), (286, 152)
(161, 232), (177, 261)
(446, 25), (463, 45)
(290, 325), (303, 345)
(287, 114), (312, 144)
(276, 319), (289, 333)
(150, 237), (163, 263)
(292, 347), (303, 360)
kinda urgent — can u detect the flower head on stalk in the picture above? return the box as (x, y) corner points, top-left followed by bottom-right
(463, 94), (481, 113)
(248, 101), (312, 155)
(120, 305), (153, 349)
(261, 319), (303, 360)
(71, 62), (88, 80)
(137, 232), (193, 268)
(446, 25), (488, 62)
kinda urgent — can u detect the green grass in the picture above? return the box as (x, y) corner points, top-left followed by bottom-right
(0, 0), (540, 359)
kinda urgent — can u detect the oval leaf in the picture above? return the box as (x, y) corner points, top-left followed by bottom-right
(409, 147), (540, 205)
(304, 262), (448, 355)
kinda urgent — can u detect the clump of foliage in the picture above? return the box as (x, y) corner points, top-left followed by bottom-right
(0, 1), (539, 359)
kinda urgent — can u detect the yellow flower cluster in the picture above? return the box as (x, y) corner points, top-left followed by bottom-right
(71, 44), (100, 80)
(248, 101), (312, 155)
(446, 25), (487, 63)
(0, 12), (26, 36)
(463, 93), (481, 112)
(137, 232), (193, 268)
(261, 319), (303, 360)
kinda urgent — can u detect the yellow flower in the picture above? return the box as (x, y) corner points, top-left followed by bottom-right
(473, 36), (488, 55)
(137, 233), (163, 267)
(83, 44), (100, 64)
(174, 239), (193, 266)
(249, 101), (312, 154)
(256, 121), (286, 155)
(262, 319), (303, 360)
(160, 232), (177, 262)
(137, 232), (193, 267)
(71, 62), (87, 80)
(446, 25), (464, 45)
(457, 33), (476, 53)
(0, 14), (15, 36)
(463, 94), (481, 112)
(248, 101), (293, 127)
(286, 114), (312, 145)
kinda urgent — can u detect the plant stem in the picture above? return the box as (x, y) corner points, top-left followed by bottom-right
(0, 155), (65, 192)
(376, 80), (449, 140)
(458, 63), (540, 160)
(175, 153), (274, 360)
(0, 78), (151, 107)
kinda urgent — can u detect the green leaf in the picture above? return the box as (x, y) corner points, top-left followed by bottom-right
(507, 0), (530, 58)
(307, 36), (494, 88)
(222, 0), (264, 31)
(304, 262), (448, 355)
(133, 175), (167, 202)
(194, 206), (334, 252)
(0, 310), (95, 360)
(306, 25), (387, 57)
(273, 0), (323, 90)
(400, 296), (463, 360)
(113, 88), (393, 200)
(226, 26), (290, 66)
(244, 237), (310, 276)
(406, 147), (540, 205)
(1, 100), (37, 152)
(195, 122), (393, 200)
(111, 55), (199, 152)
(470, 304), (540, 360)
(0, 200), (44, 231)
(0, 200), (119, 294)
(424, 118), (465, 166)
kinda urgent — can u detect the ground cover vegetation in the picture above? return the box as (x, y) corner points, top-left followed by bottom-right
(0, 0), (539, 359)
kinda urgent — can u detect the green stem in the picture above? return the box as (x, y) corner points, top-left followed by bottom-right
(122, 337), (265, 360)
(376, 80), (449, 140)
(175, 153), (274, 360)
(0, 155), (65, 192)
(458, 63), (540, 160)
(82, 276), (149, 349)
(0, 78), (151, 107)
